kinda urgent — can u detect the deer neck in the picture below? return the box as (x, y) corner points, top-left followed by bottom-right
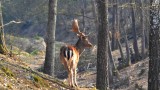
(75, 39), (85, 55)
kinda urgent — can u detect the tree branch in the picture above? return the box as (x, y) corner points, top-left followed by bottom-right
(0, 20), (22, 28)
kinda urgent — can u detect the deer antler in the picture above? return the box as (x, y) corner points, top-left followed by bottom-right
(72, 19), (79, 33)
(72, 19), (84, 36)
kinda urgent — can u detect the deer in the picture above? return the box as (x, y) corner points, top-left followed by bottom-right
(60, 19), (93, 87)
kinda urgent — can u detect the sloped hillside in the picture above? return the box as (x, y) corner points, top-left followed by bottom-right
(0, 54), (75, 90)
(0, 53), (151, 90)
(0, 52), (99, 90)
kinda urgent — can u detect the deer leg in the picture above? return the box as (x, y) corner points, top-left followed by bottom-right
(70, 69), (74, 87)
(73, 68), (78, 86)
(68, 71), (71, 86)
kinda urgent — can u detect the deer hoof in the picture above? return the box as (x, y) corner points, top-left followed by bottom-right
(70, 84), (75, 88)
(75, 83), (78, 87)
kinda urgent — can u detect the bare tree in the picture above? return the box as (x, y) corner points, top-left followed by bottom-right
(108, 40), (114, 84)
(108, 38), (119, 86)
(91, 0), (98, 29)
(140, 0), (146, 59)
(114, 0), (125, 62)
(148, 0), (160, 89)
(96, 0), (109, 89)
(91, 0), (98, 44)
(43, 0), (57, 76)
(131, 0), (140, 61)
(111, 0), (118, 50)
(120, 7), (131, 66)
(81, 0), (87, 32)
(124, 28), (131, 66)
(0, 1), (8, 54)
(116, 31), (125, 62)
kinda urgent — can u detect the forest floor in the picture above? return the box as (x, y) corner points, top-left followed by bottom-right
(63, 58), (149, 90)
(20, 50), (150, 90)
(0, 52), (98, 90)
(0, 53), (150, 90)
(0, 37), (155, 90)
(0, 54), (70, 90)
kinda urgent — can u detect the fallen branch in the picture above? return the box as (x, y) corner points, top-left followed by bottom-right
(0, 20), (22, 28)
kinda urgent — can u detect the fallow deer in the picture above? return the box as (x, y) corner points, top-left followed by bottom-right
(60, 19), (93, 87)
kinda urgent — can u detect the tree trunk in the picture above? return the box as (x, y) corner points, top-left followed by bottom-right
(145, 29), (149, 49)
(108, 40), (114, 85)
(144, 4), (150, 50)
(0, 1), (8, 54)
(140, 0), (146, 59)
(81, 0), (86, 32)
(117, 39), (125, 61)
(111, 0), (118, 51)
(91, 0), (98, 29)
(91, 0), (98, 44)
(144, 1), (150, 55)
(43, 0), (57, 76)
(108, 40), (119, 85)
(108, 43), (113, 85)
(124, 28), (131, 66)
(115, 0), (124, 63)
(96, 0), (109, 89)
(131, 0), (140, 61)
(148, 0), (160, 90)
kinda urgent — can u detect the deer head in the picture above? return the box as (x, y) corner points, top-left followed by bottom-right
(72, 19), (93, 48)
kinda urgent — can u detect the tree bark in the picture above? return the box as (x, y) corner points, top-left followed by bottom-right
(131, 0), (140, 61)
(81, 0), (87, 32)
(115, 33), (125, 66)
(108, 40), (114, 84)
(111, 0), (118, 50)
(96, 0), (109, 89)
(140, 0), (146, 59)
(115, 0), (124, 63)
(91, 0), (98, 44)
(91, 0), (98, 29)
(117, 38), (125, 61)
(108, 40), (119, 85)
(43, 0), (57, 76)
(0, 1), (8, 55)
(148, 0), (160, 90)
(124, 28), (131, 66)
(108, 44), (113, 85)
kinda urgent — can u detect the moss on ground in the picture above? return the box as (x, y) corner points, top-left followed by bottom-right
(1, 66), (14, 77)
(31, 74), (49, 88)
